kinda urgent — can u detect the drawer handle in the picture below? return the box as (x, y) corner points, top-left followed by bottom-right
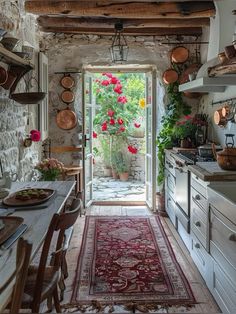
(194, 194), (201, 201)
(195, 221), (201, 227)
(229, 233), (236, 242)
(195, 243), (201, 249)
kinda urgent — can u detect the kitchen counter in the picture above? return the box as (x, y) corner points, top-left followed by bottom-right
(188, 162), (236, 181)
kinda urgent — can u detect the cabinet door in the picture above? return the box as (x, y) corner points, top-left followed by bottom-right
(38, 52), (48, 141)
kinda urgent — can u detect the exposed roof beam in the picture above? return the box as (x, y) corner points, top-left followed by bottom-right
(39, 26), (203, 36)
(25, 1), (215, 18)
(37, 16), (210, 28)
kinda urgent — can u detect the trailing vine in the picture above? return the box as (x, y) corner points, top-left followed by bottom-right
(156, 82), (191, 188)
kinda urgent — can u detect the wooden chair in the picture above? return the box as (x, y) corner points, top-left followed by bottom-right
(0, 238), (32, 314)
(20, 204), (81, 313)
(58, 197), (82, 301)
(43, 140), (83, 195)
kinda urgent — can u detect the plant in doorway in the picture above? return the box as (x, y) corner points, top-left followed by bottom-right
(115, 151), (129, 181)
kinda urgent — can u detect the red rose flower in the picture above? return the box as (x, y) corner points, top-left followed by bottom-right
(134, 122), (141, 128)
(114, 83), (123, 94)
(102, 122), (107, 131)
(119, 126), (126, 132)
(110, 77), (119, 84)
(109, 118), (115, 125)
(30, 130), (41, 142)
(117, 118), (123, 125)
(101, 80), (110, 86)
(128, 145), (138, 154)
(93, 131), (98, 138)
(107, 109), (115, 117)
(102, 72), (113, 78)
(117, 96), (128, 104)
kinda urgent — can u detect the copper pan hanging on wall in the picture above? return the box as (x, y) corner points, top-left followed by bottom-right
(60, 90), (75, 104)
(162, 68), (179, 84)
(170, 46), (189, 64)
(60, 74), (75, 89)
(56, 105), (77, 130)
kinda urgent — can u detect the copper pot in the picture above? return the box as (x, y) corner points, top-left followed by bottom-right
(60, 74), (75, 89)
(61, 90), (74, 103)
(56, 106), (77, 130)
(212, 134), (236, 170)
(170, 46), (189, 64)
(214, 108), (227, 127)
(162, 69), (178, 84)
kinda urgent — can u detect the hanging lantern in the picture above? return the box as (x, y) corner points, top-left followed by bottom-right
(109, 22), (129, 63)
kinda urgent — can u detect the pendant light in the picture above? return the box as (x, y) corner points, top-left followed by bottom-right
(110, 22), (129, 63)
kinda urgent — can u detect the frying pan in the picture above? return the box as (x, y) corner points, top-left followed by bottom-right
(171, 46), (189, 64)
(61, 90), (75, 104)
(60, 74), (75, 89)
(56, 105), (77, 130)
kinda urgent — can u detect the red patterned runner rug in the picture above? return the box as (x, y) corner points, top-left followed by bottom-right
(69, 216), (196, 311)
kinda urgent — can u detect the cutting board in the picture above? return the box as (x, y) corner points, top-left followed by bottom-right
(196, 162), (236, 175)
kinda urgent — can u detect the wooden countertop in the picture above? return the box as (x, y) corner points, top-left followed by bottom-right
(188, 162), (236, 181)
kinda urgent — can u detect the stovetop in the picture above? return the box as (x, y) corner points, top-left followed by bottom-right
(176, 151), (215, 165)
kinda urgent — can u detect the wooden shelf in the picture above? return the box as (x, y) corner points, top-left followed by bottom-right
(178, 76), (236, 93)
(0, 45), (34, 69)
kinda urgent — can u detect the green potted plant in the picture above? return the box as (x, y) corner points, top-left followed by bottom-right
(115, 151), (129, 181)
(172, 115), (198, 148)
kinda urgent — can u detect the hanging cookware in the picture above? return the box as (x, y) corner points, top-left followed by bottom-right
(170, 46), (189, 64)
(56, 105), (77, 130)
(162, 69), (179, 84)
(60, 74), (75, 89)
(61, 90), (75, 104)
(179, 63), (201, 98)
(212, 134), (236, 170)
(214, 108), (227, 127)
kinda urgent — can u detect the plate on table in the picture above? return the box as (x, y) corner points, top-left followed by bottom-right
(2, 188), (55, 207)
(0, 216), (24, 245)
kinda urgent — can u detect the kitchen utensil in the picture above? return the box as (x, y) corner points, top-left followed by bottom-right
(60, 74), (75, 89)
(170, 46), (189, 64)
(56, 106), (77, 130)
(162, 69), (178, 84)
(0, 66), (7, 85)
(61, 90), (75, 103)
(1, 36), (19, 51)
(198, 144), (221, 158)
(214, 108), (227, 127)
(221, 104), (230, 117)
(212, 134), (236, 170)
(218, 52), (228, 64)
(10, 92), (46, 104)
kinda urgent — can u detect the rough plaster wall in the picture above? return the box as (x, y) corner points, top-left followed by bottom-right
(0, 1), (40, 181)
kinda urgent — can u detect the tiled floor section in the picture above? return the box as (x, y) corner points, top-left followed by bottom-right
(59, 205), (221, 313)
(93, 177), (145, 201)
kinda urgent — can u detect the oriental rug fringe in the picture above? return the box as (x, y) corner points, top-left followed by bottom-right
(68, 216), (196, 312)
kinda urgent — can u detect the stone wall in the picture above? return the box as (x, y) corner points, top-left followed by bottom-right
(0, 2), (40, 181)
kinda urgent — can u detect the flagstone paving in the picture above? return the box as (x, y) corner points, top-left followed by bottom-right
(93, 176), (145, 201)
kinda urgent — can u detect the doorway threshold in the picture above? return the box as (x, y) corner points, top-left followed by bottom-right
(92, 201), (146, 206)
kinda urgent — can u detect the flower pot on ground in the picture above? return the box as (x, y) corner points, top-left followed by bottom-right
(103, 167), (112, 177)
(112, 168), (119, 179)
(119, 172), (129, 181)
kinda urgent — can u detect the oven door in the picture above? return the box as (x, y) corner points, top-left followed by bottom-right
(175, 165), (189, 217)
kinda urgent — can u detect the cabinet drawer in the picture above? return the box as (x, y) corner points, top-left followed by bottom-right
(190, 233), (213, 286)
(165, 193), (176, 227)
(191, 173), (208, 198)
(210, 207), (236, 275)
(165, 171), (175, 200)
(191, 205), (207, 249)
(191, 187), (208, 213)
(212, 261), (236, 314)
(165, 154), (175, 177)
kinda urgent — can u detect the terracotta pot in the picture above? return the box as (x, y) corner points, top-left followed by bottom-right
(112, 169), (119, 179)
(119, 172), (129, 182)
(104, 167), (112, 177)
(180, 138), (192, 148)
(170, 46), (189, 64)
(156, 192), (167, 216)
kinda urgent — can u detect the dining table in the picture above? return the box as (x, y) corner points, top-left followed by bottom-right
(0, 180), (75, 312)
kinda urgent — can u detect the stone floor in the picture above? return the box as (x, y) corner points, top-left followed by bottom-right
(93, 176), (145, 201)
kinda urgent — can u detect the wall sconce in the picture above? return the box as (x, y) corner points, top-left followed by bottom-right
(110, 22), (129, 63)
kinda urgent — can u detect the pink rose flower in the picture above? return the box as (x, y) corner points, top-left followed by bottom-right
(93, 131), (98, 138)
(30, 130), (41, 142)
(107, 109), (115, 117)
(101, 80), (110, 86)
(117, 96), (127, 104)
(134, 122), (141, 128)
(109, 118), (115, 125)
(110, 77), (119, 84)
(117, 118), (123, 125)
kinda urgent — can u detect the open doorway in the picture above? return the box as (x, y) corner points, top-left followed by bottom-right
(83, 66), (156, 211)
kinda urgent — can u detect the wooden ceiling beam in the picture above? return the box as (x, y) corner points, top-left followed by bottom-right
(25, 1), (215, 18)
(37, 16), (210, 28)
(39, 26), (202, 36)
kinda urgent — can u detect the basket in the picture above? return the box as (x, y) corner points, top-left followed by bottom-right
(10, 92), (46, 104)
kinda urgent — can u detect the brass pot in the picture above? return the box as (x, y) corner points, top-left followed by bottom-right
(212, 134), (236, 170)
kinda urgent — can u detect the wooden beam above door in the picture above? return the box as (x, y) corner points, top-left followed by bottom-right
(37, 16), (210, 29)
(25, 1), (215, 18)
